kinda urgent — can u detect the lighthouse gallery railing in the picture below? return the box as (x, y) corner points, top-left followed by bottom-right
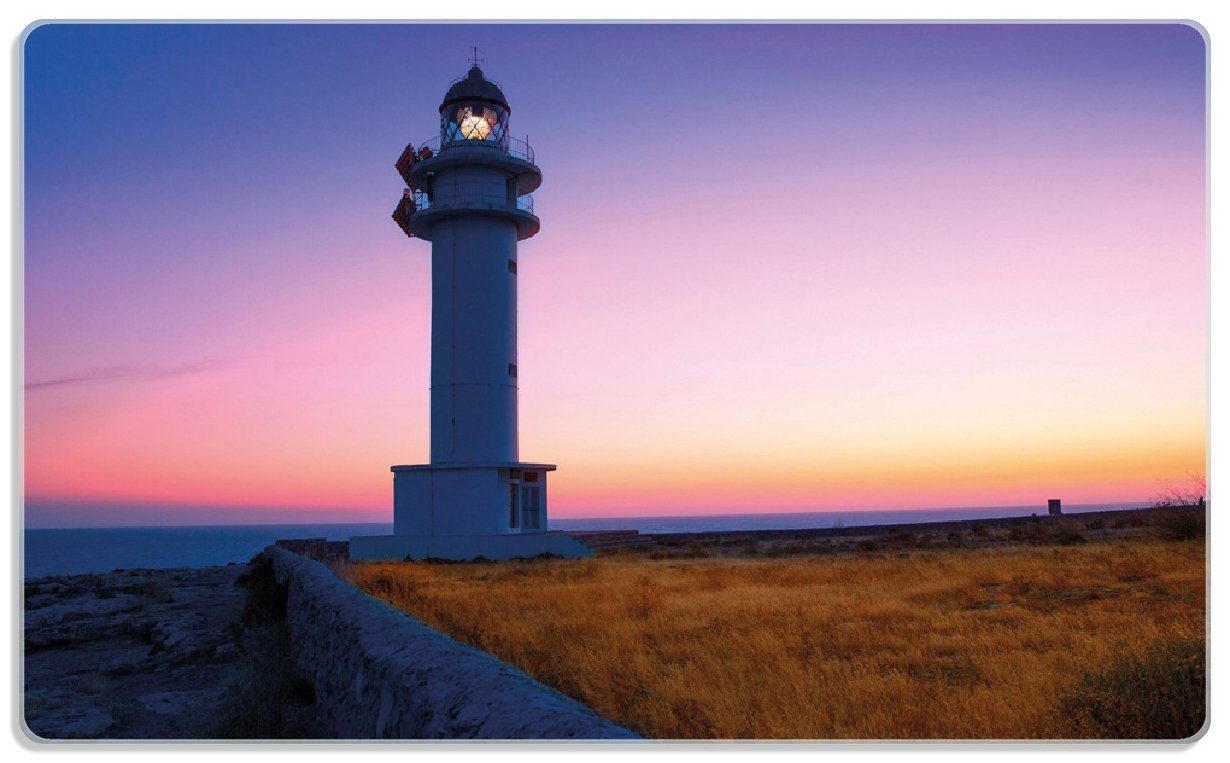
(412, 135), (535, 165)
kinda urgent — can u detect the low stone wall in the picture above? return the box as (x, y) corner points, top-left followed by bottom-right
(260, 546), (639, 740)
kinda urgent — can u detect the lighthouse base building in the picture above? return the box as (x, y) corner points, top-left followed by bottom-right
(351, 463), (590, 561)
(349, 63), (590, 562)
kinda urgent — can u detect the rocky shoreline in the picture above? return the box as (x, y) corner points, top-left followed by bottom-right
(23, 564), (248, 739)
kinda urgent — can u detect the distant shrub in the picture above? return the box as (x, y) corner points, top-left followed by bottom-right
(1054, 524), (1086, 546)
(680, 544), (710, 559)
(1084, 519), (1105, 531)
(649, 545), (709, 560)
(762, 543), (795, 558)
(855, 539), (880, 554)
(970, 523), (989, 538)
(760, 540), (835, 558)
(1151, 509), (1205, 542)
(804, 540), (834, 555)
(1060, 636), (1205, 739)
(945, 531), (966, 547)
(1112, 511), (1149, 530)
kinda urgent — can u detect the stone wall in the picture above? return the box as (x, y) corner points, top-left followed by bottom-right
(260, 546), (639, 740)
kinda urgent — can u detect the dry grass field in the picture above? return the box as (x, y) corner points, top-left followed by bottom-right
(351, 528), (1204, 739)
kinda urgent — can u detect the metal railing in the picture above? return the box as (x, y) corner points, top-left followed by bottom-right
(505, 136), (535, 164)
(410, 181), (534, 216)
(412, 134), (535, 165)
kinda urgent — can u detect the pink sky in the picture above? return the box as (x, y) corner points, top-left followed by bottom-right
(24, 24), (1207, 526)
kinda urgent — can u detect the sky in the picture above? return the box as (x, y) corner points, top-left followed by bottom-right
(23, 23), (1207, 527)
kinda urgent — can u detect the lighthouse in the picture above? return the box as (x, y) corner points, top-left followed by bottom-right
(350, 62), (590, 561)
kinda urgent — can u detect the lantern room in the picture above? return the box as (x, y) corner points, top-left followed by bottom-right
(440, 65), (510, 148)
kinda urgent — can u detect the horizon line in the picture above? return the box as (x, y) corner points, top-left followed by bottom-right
(23, 500), (1154, 532)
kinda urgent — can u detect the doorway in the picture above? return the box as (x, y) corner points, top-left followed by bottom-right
(520, 484), (541, 530)
(508, 482), (519, 529)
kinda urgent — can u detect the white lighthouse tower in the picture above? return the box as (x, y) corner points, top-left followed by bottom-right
(350, 62), (590, 561)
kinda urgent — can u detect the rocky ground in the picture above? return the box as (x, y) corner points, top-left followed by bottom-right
(23, 564), (249, 740)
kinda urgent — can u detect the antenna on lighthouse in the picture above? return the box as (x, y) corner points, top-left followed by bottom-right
(468, 46), (486, 69)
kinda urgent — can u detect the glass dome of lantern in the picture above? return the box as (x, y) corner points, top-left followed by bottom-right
(439, 66), (510, 148)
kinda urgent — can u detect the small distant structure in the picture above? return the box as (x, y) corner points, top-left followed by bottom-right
(1048, 499), (1062, 517)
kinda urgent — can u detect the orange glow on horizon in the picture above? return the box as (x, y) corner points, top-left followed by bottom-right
(23, 24), (1207, 526)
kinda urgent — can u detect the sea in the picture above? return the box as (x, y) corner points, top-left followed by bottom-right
(23, 502), (1146, 578)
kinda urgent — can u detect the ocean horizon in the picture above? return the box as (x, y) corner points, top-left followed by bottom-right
(22, 502), (1148, 578)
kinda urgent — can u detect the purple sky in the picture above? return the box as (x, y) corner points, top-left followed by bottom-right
(24, 24), (1207, 527)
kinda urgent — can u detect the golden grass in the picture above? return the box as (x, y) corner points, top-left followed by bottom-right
(352, 539), (1204, 739)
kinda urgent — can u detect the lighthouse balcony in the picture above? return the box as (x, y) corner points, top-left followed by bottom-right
(405, 135), (541, 195)
(405, 183), (539, 241)
(412, 134), (534, 164)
